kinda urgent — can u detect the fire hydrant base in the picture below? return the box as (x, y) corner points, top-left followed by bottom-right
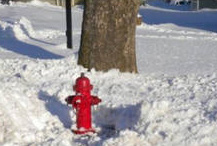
(72, 128), (96, 135)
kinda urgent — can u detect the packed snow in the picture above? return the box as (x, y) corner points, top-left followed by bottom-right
(1, 0), (217, 145)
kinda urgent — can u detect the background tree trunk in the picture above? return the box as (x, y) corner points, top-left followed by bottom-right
(78, 0), (139, 73)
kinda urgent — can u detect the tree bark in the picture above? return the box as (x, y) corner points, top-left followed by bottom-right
(78, 0), (139, 73)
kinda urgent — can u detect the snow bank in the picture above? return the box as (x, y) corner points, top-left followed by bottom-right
(0, 17), (63, 41)
(1, 57), (217, 145)
(0, 58), (78, 145)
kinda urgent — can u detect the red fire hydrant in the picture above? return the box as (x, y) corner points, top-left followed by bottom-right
(65, 73), (101, 134)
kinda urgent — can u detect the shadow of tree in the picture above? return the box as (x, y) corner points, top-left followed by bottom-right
(0, 26), (63, 59)
(73, 103), (142, 145)
(38, 91), (73, 128)
(139, 7), (217, 33)
(93, 104), (141, 131)
(147, 0), (191, 11)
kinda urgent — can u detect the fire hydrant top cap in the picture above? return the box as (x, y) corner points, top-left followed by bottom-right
(74, 73), (92, 89)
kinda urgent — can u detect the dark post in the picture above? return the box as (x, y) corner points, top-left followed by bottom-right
(1, 0), (10, 5)
(65, 0), (72, 49)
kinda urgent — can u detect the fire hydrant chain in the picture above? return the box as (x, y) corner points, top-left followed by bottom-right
(65, 73), (102, 135)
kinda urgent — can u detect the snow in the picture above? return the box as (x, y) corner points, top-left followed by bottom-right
(170, 0), (191, 6)
(1, 0), (217, 145)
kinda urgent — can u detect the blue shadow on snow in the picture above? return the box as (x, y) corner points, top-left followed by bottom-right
(139, 7), (217, 33)
(0, 26), (63, 59)
(38, 91), (73, 128)
(74, 103), (142, 145)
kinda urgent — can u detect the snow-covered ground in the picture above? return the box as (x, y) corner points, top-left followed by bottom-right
(1, 0), (217, 145)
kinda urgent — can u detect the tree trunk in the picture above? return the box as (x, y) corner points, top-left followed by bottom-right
(78, 0), (139, 73)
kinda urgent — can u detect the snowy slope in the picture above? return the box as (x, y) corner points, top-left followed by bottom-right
(137, 4), (217, 75)
(1, 1), (217, 145)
